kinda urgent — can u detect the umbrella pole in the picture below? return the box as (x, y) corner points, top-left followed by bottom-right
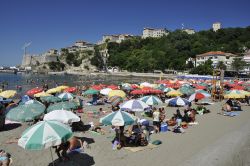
(50, 147), (55, 166)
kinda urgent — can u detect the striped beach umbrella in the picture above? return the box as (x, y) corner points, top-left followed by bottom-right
(179, 86), (195, 96)
(58, 92), (74, 101)
(166, 90), (183, 97)
(43, 110), (80, 124)
(120, 99), (149, 112)
(165, 97), (190, 106)
(224, 90), (245, 99)
(47, 101), (78, 113)
(6, 102), (46, 122)
(18, 120), (72, 150)
(100, 110), (135, 126)
(189, 92), (211, 101)
(139, 95), (163, 105)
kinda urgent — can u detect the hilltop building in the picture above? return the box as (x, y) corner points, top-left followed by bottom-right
(182, 28), (195, 35)
(97, 34), (133, 45)
(243, 50), (250, 72)
(21, 49), (59, 67)
(142, 28), (169, 39)
(213, 22), (221, 32)
(195, 51), (237, 69)
(65, 40), (95, 53)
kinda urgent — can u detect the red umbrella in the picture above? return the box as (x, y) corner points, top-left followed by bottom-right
(64, 87), (77, 93)
(26, 87), (43, 96)
(130, 89), (144, 95)
(194, 85), (206, 90)
(231, 85), (244, 90)
(91, 85), (103, 90)
(107, 85), (118, 90)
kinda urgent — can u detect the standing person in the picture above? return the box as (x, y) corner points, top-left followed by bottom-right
(153, 109), (160, 133)
(245, 96), (249, 106)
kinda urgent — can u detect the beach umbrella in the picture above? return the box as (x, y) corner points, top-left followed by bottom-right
(196, 90), (211, 96)
(100, 110), (136, 126)
(44, 110), (80, 124)
(46, 88), (62, 94)
(6, 102), (46, 122)
(56, 85), (69, 91)
(120, 99), (149, 112)
(165, 97), (190, 106)
(100, 88), (112, 96)
(90, 85), (103, 90)
(34, 91), (52, 97)
(40, 96), (62, 103)
(140, 95), (163, 105)
(179, 86), (195, 96)
(58, 92), (74, 101)
(0, 90), (16, 98)
(231, 85), (244, 90)
(83, 89), (99, 95)
(18, 120), (73, 166)
(26, 87), (43, 96)
(18, 120), (72, 150)
(0, 97), (12, 104)
(224, 90), (245, 99)
(46, 101), (78, 113)
(239, 90), (250, 97)
(21, 95), (31, 103)
(140, 82), (152, 88)
(130, 89), (144, 95)
(108, 96), (123, 106)
(189, 92), (211, 102)
(107, 85), (118, 90)
(108, 90), (126, 98)
(64, 87), (77, 93)
(163, 87), (174, 93)
(166, 90), (183, 97)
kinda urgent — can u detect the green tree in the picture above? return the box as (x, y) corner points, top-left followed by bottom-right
(231, 58), (247, 72)
(217, 61), (227, 70)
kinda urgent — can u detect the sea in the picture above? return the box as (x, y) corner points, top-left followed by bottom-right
(0, 73), (153, 95)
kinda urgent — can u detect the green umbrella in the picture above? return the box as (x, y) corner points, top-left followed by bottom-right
(47, 101), (78, 113)
(40, 96), (62, 103)
(83, 89), (99, 95)
(6, 103), (46, 122)
(18, 120), (73, 166)
(179, 86), (195, 96)
(198, 82), (208, 87)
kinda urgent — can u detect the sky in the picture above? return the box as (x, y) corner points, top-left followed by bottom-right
(0, 0), (250, 66)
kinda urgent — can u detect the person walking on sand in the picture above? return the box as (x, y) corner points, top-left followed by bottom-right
(153, 109), (160, 133)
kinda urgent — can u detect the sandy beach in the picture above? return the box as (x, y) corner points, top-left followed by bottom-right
(1, 101), (250, 166)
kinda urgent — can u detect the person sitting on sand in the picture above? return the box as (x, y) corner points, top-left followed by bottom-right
(0, 150), (11, 166)
(54, 142), (70, 161)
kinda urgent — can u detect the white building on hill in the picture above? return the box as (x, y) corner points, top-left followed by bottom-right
(97, 34), (133, 45)
(182, 28), (195, 35)
(142, 28), (169, 39)
(213, 22), (221, 32)
(243, 50), (250, 72)
(66, 40), (95, 53)
(196, 51), (237, 69)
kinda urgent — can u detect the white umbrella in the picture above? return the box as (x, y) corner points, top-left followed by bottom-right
(120, 99), (149, 112)
(100, 88), (112, 96)
(44, 110), (80, 124)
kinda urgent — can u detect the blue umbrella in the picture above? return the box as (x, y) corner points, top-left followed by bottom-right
(165, 97), (190, 106)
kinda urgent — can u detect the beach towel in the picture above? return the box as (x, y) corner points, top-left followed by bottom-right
(223, 112), (239, 117)
(124, 143), (158, 152)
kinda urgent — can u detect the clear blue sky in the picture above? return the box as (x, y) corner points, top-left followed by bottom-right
(0, 0), (249, 66)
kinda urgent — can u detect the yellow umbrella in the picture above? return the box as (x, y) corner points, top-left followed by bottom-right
(108, 90), (126, 98)
(56, 85), (69, 91)
(46, 88), (62, 94)
(224, 90), (245, 99)
(0, 90), (16, 98)
(166, 90), (183, 97)
(34, 91), (52, 97)
(240, 90), (250, 97)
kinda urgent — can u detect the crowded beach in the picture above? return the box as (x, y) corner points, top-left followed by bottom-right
(0, 78), (250, 166)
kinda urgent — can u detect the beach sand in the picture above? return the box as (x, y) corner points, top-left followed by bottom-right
(1, 102), (250, 166)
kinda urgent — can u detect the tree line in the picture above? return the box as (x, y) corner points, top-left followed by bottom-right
(92, 26), (250, 74)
